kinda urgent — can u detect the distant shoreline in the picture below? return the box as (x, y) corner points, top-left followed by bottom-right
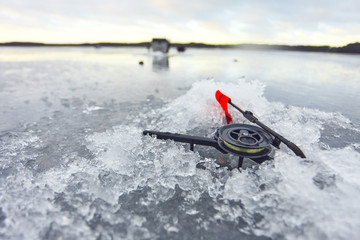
(0, 41), (359, 54)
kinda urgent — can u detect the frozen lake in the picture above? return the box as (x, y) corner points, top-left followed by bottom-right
(0, 47), (360, 239)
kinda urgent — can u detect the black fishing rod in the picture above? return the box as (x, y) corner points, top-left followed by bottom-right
(142, 90), (306, 170)
(216, 90), (306, 158)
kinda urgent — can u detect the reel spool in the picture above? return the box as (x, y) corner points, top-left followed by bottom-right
(216, 124), (273, 158)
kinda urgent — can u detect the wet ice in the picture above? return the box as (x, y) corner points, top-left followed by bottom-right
(1, 48), (360, 240)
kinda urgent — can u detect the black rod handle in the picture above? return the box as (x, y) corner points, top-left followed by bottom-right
(143, 130), (226, 153)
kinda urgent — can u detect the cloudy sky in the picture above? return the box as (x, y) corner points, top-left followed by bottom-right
(0, 0), (359, 46)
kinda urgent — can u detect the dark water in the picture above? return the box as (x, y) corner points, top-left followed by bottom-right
(0, 47), (359, 239)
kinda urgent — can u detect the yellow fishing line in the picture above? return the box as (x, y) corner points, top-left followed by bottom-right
(223, 140), (264, 153)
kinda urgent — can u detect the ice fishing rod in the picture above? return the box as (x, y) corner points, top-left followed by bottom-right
(215, 90), (306, 158)
(142, 90), (306, 170)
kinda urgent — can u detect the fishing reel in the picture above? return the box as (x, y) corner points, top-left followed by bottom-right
(215, 124), (273, 158)
(143, 123), (275, 168)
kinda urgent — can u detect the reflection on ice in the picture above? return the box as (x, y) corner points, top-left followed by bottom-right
(152, 55), (169, 71)
(144, 51), (170, 71)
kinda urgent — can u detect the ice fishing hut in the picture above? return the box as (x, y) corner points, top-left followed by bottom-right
(151, 38), (170, 53)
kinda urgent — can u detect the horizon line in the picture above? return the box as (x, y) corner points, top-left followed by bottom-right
(1, 40), (359, 48)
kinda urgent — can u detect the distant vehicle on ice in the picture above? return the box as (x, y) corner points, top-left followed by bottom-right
(151, 38), (170, 53)
(176, 45), (186, 52)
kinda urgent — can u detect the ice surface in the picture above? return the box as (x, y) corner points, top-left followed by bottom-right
(1, 78), (359, 239)
(1, 48), (360, 239)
